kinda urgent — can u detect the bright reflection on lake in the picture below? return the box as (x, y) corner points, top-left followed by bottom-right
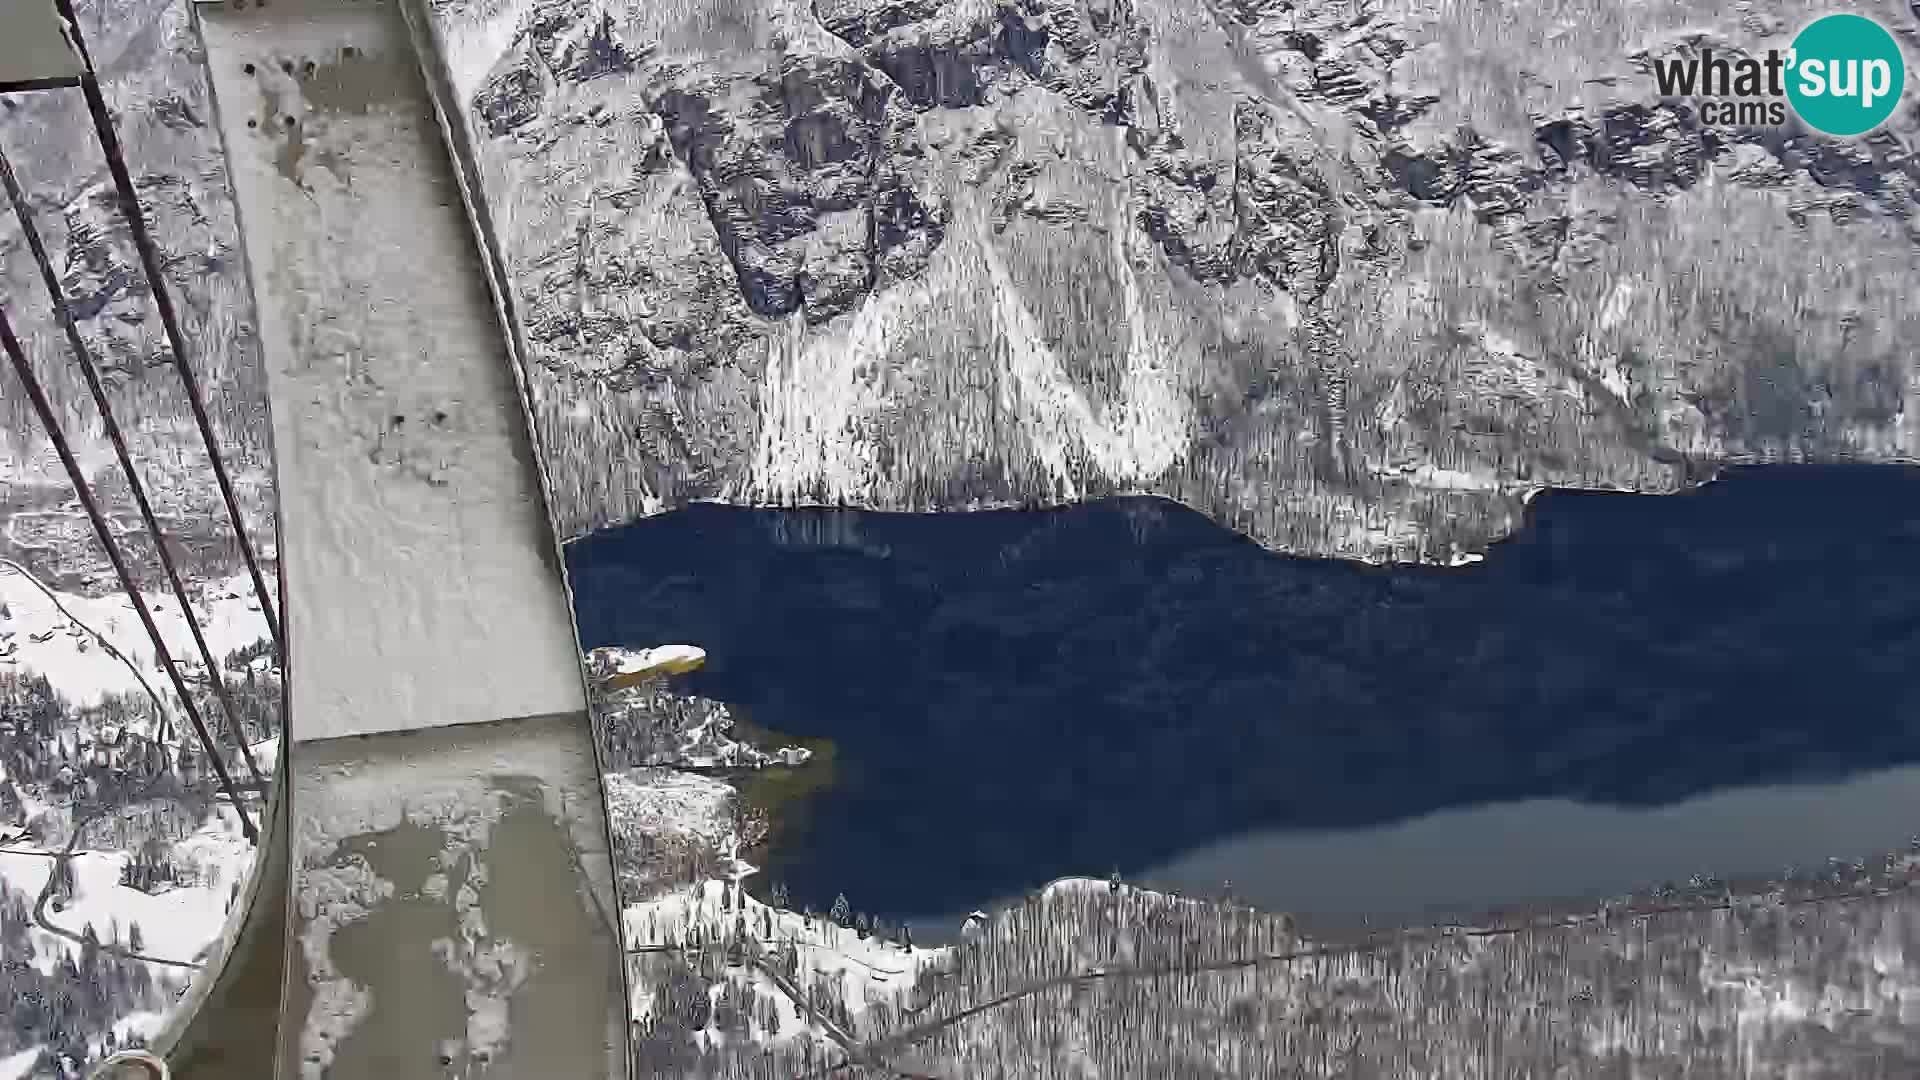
(568, 465), (1920, 933)
(1127, 765), (1920, 930)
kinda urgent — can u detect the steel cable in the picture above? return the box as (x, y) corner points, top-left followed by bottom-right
(50, 0), (282, 655)
(0, 144), (266, 791)
(0, 303), (257, 843)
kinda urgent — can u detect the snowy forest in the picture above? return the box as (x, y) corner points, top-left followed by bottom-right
(0, 876), (171, 1078)
(612, 865), (1920, 1079)
(0, 635), (278, 1075)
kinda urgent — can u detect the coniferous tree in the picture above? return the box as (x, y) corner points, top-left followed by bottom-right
(830, 894), (849, 925)
(52, 858), (75, 907)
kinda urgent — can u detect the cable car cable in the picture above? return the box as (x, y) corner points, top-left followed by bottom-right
(0, 145), (266, 790)
(50, 0), (282, 654)
(0, 302), (257, 843)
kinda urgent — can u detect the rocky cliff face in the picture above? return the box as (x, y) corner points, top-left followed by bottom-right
(418, 0), (1920, 562)
(0, 0), (276, 588)
(10, 0), (1919, 568)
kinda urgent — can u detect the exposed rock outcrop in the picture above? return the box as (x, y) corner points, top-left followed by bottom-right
(0, 0), (277, 589)
(15, 0), (1920, 571)
(419, 0), (1920, 563)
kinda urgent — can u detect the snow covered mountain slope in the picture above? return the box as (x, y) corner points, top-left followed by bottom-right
(0, 0), (277, 584)
(624, 877), (951, 1064)
(418, 0), (1920, 564)
(0, 560), (276, 1073)
(0, 0), (284, 1071)
(593, 864), (1920, 1079)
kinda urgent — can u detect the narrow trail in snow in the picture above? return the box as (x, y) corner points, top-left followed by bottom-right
(798, 881), (1918, 1079)
(29, 775), (207, 972)
(0, 557), (177, 744)
(750, 956), (860, 1053)
(1, 561), (224, 966)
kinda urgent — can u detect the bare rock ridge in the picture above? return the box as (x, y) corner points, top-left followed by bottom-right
(9, 0), (1918, 568)
(650, 57), (943, 323)
(0, 0), (276, 594)
(424, 0), (1920, 563)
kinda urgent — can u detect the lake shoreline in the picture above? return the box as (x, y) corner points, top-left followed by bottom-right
(572, 465), (1920, 938)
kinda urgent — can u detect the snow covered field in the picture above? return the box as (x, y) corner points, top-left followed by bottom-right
(624, 878), (951, 1053)
(0, 1048), (41, 1080)
(587, 645), (950, 1058)
(0, 802), (252, 972)
(0, 557), (277, 1071)
(602, 768), (734, 852)
(0, 564), (272, 727)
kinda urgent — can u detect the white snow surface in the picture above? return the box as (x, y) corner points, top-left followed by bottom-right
(0, 557), (273, 1069)
(291, 724), (606, 1080)
(109, 1011), (167, 1044)
(198, 1), (587, 743)
(600, 644), (707, 679)
(0, 801), (252, 973)
(1040, 876), (1112, 900)
(623, 879), (951, 1045)
(0, 1048), (39, 1080)
(601, 768), (733, 848)
(249, 737), (281, 769)
(0, 564), (273, 725)
(436, 0), (524, 108)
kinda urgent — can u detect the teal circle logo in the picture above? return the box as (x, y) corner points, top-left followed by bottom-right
(1787, 13), (1906, 136)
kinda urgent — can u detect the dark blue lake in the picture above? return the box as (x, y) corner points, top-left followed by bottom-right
(568, 465), (1920, 933)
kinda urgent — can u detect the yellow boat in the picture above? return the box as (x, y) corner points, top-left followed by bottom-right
(600, 644), (708, 690)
